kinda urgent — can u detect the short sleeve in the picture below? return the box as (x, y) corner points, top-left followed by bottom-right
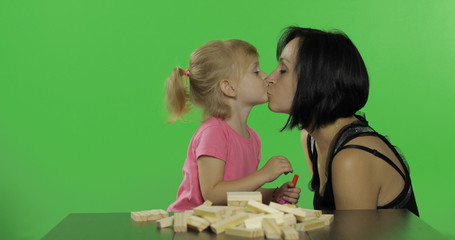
(194, 126), (228, 161)
(250, 128), (262, 161)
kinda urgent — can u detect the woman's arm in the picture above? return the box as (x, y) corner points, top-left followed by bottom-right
(301, 130), (313, 176)
(198, 155), (294, 205)
(332, 149), (380, 209)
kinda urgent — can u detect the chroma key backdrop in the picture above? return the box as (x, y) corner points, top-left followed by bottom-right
(1, 1), (454, 239)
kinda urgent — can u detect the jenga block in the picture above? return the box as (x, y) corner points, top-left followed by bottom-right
(263, 213), (285, 226)
(282, 213), (297, 227)
(284, 204), (297, 208)
(202, 200), (213, 206)
(187, 216), (210, 232)
(246, 200), (283, 214)
(156, 216), (174, 229)
(226, 227), (264, 238)
(262, 218), (281, 239)
(295, 219), (325, 231)
(173, 212), (187, 232)
(227, 192), (262, 207)
(200, 215), (221, 225)
(193, 206), (225, 218)
(269, 202), (306, 220)
(319, 214), (334, 225)
(210, 212), (249, 234)
(282, 226), (299, 240)
(244, 214), (265, 229)
(131, 209), (168, 222)
(184, 210), (194, 217)
(301, 216), (318, 222)
(294, 208), (322, 218)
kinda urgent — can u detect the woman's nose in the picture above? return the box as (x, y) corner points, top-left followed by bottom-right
(266, 74), (276, 85)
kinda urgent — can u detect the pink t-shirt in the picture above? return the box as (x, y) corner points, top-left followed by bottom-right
(167, 116), (261, 212)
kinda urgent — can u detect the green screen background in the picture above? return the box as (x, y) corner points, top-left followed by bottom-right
(1, 1), (454, 239)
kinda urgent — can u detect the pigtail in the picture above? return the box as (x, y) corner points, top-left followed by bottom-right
(165, 66), (191, 123)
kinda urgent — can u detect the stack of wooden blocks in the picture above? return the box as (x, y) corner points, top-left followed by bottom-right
(131, 192), (333, 239)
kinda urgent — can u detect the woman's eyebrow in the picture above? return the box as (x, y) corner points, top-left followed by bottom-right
(279, 57), (290, 65)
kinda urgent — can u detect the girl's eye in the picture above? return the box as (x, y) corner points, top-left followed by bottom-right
(254, 71), (260, 75)
(280, 70), (287, 74)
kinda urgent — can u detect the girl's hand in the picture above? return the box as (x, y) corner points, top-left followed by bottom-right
(259, 156), (293, 183)
(276, 182), (301, 204)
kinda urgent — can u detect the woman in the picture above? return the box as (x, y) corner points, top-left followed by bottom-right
(266, 26), (419, 216)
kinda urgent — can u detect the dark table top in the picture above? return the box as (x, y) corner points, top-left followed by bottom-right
(42, 209), (448, 240)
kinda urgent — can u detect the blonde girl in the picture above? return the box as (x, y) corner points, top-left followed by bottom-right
(166, 39), (300, 212)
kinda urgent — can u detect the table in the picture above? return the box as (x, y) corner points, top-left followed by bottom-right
(42, 209), (448, 240)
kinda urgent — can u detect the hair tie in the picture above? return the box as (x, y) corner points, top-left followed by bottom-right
(184, 69), (190, 88)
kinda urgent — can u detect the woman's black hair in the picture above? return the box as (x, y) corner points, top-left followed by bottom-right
(278, 26), (369, 131)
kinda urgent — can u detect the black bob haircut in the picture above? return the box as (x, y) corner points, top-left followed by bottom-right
(278, 27), (369, 132)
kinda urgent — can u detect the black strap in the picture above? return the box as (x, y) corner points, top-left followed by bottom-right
(335, 144), (406, 180)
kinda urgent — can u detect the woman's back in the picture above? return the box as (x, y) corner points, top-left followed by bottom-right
(308, 115), (419, 216)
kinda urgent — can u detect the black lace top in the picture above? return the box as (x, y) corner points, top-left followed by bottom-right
(308, 115), (419, 216)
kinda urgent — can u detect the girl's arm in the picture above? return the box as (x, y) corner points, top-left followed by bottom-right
(198, 155), (294, 205)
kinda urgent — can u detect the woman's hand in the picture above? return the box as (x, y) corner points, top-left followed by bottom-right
(275, 182), (301, 204)
(259, 156), (293, 183)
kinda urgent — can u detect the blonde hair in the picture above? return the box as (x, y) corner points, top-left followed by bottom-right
(166, 39), (258, 123)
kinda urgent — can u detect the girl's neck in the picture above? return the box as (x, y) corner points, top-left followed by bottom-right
(225, 105), (253, 139)
(309, 116), (358, 155)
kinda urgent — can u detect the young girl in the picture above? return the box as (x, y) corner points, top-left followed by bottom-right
(166, 39), (301, 212)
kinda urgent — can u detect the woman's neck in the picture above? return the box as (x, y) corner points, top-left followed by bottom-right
(309, 116), (358, 155)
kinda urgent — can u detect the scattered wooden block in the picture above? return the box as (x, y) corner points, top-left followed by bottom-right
(227, 192), (262, 207)
(131, 209), (168, 222)
(226, 226), (264, 238)
(210, 212), (249, 234)
(294, 208), (322, 218)
(282, 226), (299, 240)
(319, 214), (334, 225)
(202, 200), (213, 206)
(282, 213), (297, 227)
(246, 200), (283, 214)
(184, 210), (194, 217)
(193, 206), (225, 218)
(173, 212), (187, 232)
(262, 218), (281, 239)
(156, 216), (174, 229)
(244, 214), (265, 229)
(200, 215), (221, 225)
(295, 219), (325, 232)
(187, 216), (210, 232)
(269, 202), (306, 221)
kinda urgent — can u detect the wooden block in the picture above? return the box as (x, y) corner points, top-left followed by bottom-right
(187, 216), (210, 232)
(262, 218), (281, 239)
(210, 212), (249, 234)
(269, 202), (306, 220)
(282, 226), (299, 240)
(184, 210), (194, 217)
(200, 215), (221, 225)
(156, 216), (174, 229)
(319, 214), (334, 225)
(244, 214), (265, 229)
(246, 200), (283, 214)
(295, 219), (325, 232)
(263, 213), (285, 226)
(294, 208), (322, 218)
(201, 200), (213, 206)
(226, 227), (264, 238)
(131, 209), (168, 222)
(193, 206), (225, 218)
(173, 212), (187, 232)
(282, 213), (297, 227)
(227, 192), (262, 207)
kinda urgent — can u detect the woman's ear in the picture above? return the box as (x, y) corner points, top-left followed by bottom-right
(219, 79), (237, 98)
